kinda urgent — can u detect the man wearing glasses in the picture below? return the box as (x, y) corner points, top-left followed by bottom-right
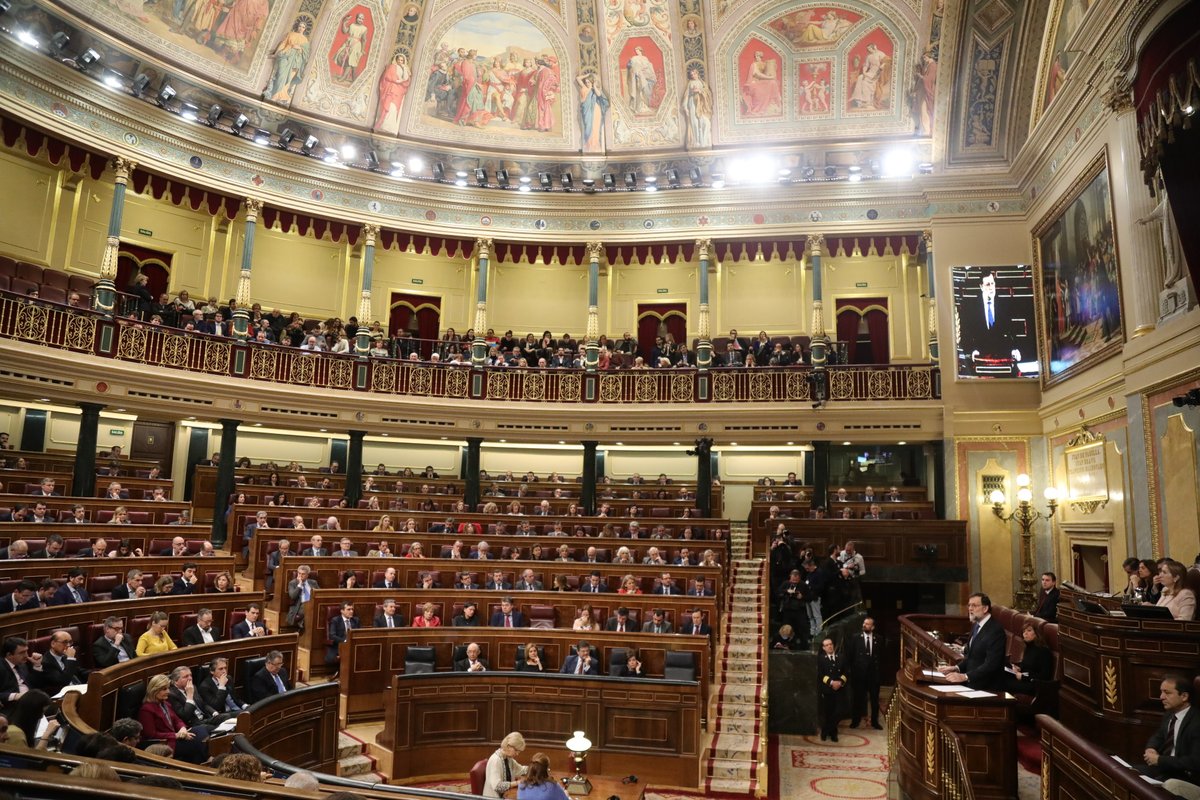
(41, 630), (85, 694)
(91, 617), (137, 668)
(937, 593), (1007, 691)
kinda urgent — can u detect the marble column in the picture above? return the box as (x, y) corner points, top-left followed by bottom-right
(464, 437), (482, 510)
(356, 225), (379, 356)
(923, 230), (938, 361)
(93, 157), (136, 316)
(345, 430), (365, 506)
(808, 234), (828, 367)
(471, 238), (492, 367)
(812, 441), (830, 511)
(696, 239), (713, 370)
(210, 418), (240, 547)
(1108, 87), (1164, 336)
(232, 198), (261, 341)
(71, 402), (104, 499)
(581, 441), (598, 515)
(584, 242), (602, 371)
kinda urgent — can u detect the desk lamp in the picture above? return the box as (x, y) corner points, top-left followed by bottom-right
(564, 730), (593, 795)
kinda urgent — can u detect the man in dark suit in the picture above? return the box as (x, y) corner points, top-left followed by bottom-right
(454, 642), (489, 672)
(52, 569), (90, 605)
(818, 637), (849, 742)
(454, 571), (479, 591)
(1141, 674), (1200, 784)
(374, 566), (400, 590)
(846, 616), (882, 729)
(90, 617), (136, 668)
(559, 641), (600, 675)
(300, 535), (327, 557)
(33, 477), (60, 496)
(265, 539), (291, 593)
(1033, 572), (1061, 623)
(39, 630), (85, 695)
(680, 609), (711, 638)
(581, 571), (609, 593)
(655, 572), (678, 595)
(0, 637), (42, 714)
(230, 604), (269, 639)
(171, 563), (200, 595)
(486, 570), (512, 591)
(641, 608), (673, 634)
(373, 599), (405, 628)
(0, 581), (36, 614)
(0, 540), (29, 560)
(605, 607), (635, 633)
(111, 569), (147, 600)
(515, 569), (543, 591)
(958, 269), (1022, 376)
(325, 601), (360, 672)
(332, 537), (358, 557)
(489, 598), (527, 628)
(286, 566), (319, 630)
(168, 665), (224, 727)
(181, 609), (221, 646)
(248, 650), (291, 703)
(938, 592), (1007, 691)
(74, 537), (109, 558)
(31, 532), (64, 556)
(687, 577), (713, 597)
(198, 657), (248, 716)
(27, 503), (54, 525)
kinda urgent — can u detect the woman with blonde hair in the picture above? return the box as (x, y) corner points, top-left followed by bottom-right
(413, 602), (441, 627)
(365, 495), (381, 510)
(619, 574), (642, 594)
(1153, 559), (1196, 620)
(482, 501), (500, 514)
(484, 731), (528, 797)
(373, 514), (394, 532)
(136, 612), (177, 656)
(138, 673), (207, 763)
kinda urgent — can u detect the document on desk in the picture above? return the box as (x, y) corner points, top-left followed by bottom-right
(1111, 755), (1133, 769)
(1140, 776), (1164, 785)
(960, 690), (995, 698)
(922, 669), (944, 678)
(932, 684), (970, 693)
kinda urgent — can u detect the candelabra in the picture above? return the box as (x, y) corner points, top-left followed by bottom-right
(990, 474), (1059, 611)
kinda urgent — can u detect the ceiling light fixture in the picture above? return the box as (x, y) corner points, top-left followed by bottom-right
(301, 134), (319, 154)
(560, 172), (573, 189)
(179, 103), (198, 121)
(76, 48), (101, 70)
(366, 150), (379, 170)
(277, 128), (295, 148)
(101, 71), (123, 90)
(824, 165), (838, 179)
(539, 172), (553, 190)
(16, 29), (38, 47)
(252, 129), (271, 146)
(666, 168), (680, 188)
(340, 143), (357, 161)
(229, 113), (248, 134)
(710, 173), (726, 189)
(496, 169), (509, 187)
(432, 162), (445, 181)
(155, 83), (176, 106)
(475, 168), (488, 186)
(206, 104), (222, 125)
(130, 72), (150, 96)
(50, 31), (69, 52)
(602, 173), (616, 190)
(624, 172), (637, 190)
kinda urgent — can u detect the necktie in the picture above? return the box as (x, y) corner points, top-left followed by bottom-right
(866, 635), (872, 656)
(386, 616), (394, 628)
(272, 673), (286, 693)
(969, 622), (980, 650)
(1165, 714), (1177, 757)
(301, 582), (310, 602)
(504, 757), (512, 783)
(575, 659), (584, 674)
(225, 694), (239, 712)
(986, 300), (994, 329)
(12, 663), (27, 692)
(617, 623), (624, 633)
(505, 615), (512, 628)
(70, 588), (81, 603)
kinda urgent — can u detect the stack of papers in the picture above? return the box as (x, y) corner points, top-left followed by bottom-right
(922, 669), (944, 678)
(932, 685), (970, 693)
(52, 684), (88, 699)
(961, 690), (994, 698)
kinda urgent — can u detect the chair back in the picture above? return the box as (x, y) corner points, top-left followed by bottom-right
(665, 650), (697, 681)
(405, 645), (436, 674)
(469, 758), (488, 795)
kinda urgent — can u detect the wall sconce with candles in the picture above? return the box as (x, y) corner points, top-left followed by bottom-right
(990, 473), (1059, 611)
(564, 730), (593, 795)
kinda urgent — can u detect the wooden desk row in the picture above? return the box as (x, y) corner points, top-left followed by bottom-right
(749, 500), (937, 533)
(0, 470), (175, 499)
(0, 522), (211, 558)
(0, 555), (238, 601)
(752, 484), (927, 500)
(339, 628), (712, 727)
(0, 493), (193, 524)
(269, 581), (719, 678)
(378, 673), (701, 787)
(1038, 714), (1175, 800)
(2, 448), (164, 474)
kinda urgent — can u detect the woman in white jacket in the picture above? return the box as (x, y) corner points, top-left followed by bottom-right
(484, 731), (529, 797)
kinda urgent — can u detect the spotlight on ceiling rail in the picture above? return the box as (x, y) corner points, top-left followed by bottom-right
(602, 173), (616, 190)
(644, 175), (658, 193)
(130, 73), (150, 97)
(581, 178), (596, 193)
(710, 173), (726, 189)
(155, 83), (176, 106)
(366, 150), (379, 170)
(101, 71), (123, 90)
(179, 103), (199, 121)
(301, 135), (319, 154)
(16, 29), (38, 47)
(539, 172), (553, 190)
(560, 172), (573, 189)
(50, 31), (69, 53)
(277, 129), (295, 149)
(688, 167), (702, 186)
(205, 104), (223, 126)
(823, 165), (838, 179)
(252, 129), (271, 146)
(496, 169), (509, 187)
(431, 162), (445, 181)
(801, 166), (816, 180)
(230, 113), (249, 135)
(76, 48), (101, 70)
(666, 168), (680, 188)
(474, 168), (488, 186)
(624, 172), (638, 190)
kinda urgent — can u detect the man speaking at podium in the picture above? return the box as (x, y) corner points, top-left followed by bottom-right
(937, 593), (1006, 691)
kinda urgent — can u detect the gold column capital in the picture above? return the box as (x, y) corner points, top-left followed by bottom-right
(695, 239), (712, 259)
(806, 234), (825, 256)
(475, 237), (493, 261)
(1103, 71), (1134, 114)
(921, 229), (933, 252)
(361, 224), (380, 248)
(586, 241), (604, 262)
(111, 156), (137, 184)
(243, 197), (263, 222)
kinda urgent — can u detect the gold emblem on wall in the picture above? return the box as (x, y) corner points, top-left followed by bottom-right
(1102, 657), (1119, 710)
(925, 723), (936, 781)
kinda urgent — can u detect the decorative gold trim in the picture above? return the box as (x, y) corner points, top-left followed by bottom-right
(242, 197), (263, 223)
(1064, 427), (1109, 513)
(1102, 656), (1119, 709)
(361, 224), (380, 248)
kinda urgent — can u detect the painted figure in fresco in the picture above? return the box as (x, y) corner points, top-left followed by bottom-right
(534, 55), (560, 132)
(682, 66), (713, 148)
(577, 73), (610, 152)
(333, 12), (370, 83)
(264, 18), (311, 103)
(375, 53), (412, 134)
(403, 4), (420, 24)
(179, 0), (225, 45)
(483, 56), (515, 118)
(213, 0), (269, 65)
(111, 0), (150, 24)
(799, 64), (830, 114)
(1046, 52), (1067, 105)
(849, 43), (890, 110)
(911, 51), (937, 134)
(452, 49), (480, 124)
(741, 50), (782, 117)
(426, 61), (455, 119)
(513, 58), (538, 129)
(625, 46), (658, 114)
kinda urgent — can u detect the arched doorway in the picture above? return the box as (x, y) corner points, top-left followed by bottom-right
(835, 298), (890, 364)
(636, 303), (687, 363)
(389, 293), (441, 359)
(116, 243), (172, 299)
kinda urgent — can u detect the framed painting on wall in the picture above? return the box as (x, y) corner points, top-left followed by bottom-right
(1032, 151), (1124, 388)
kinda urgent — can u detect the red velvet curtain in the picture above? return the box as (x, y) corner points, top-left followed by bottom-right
(835, 298), (889, 364)
(636, 303), (687, 359)
(389, 293), (441, 357)
(116, 243), (173, 299)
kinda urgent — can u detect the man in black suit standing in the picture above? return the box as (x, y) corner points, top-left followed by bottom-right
(958, 269), (1021, 377)
(249, 650), (291, 703)
(326, 601), (360, 672)
(90, 617), (136, 668)
(846, 616), (882, 729)
(818, 637), (849, 742)
(1033, 572), (1061, 623)
(181, 609), (221, 647)
(1140, 674), (1200, 785)
(40, 630), (85, 695)
(938, 593), (1007, 691)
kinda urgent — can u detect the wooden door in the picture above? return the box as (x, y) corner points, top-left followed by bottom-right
(130, 420), (175, 477)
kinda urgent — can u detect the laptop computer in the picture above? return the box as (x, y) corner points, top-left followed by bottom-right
(1120, 604), (1175, 620)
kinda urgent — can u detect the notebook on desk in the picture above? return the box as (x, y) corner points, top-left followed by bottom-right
(1120, 604), (1174, 619)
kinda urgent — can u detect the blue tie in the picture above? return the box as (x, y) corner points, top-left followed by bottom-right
(272, 673), (286, 693)
(986, 301), (994, 329)
(969, 622), (980, 649)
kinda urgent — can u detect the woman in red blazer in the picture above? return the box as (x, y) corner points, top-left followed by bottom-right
(137, 674), (209, 764)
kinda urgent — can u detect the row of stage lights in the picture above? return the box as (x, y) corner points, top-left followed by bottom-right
(5, 17), (935, 193)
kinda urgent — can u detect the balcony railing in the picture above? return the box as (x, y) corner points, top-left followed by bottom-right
(0, 292), (941, 404)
